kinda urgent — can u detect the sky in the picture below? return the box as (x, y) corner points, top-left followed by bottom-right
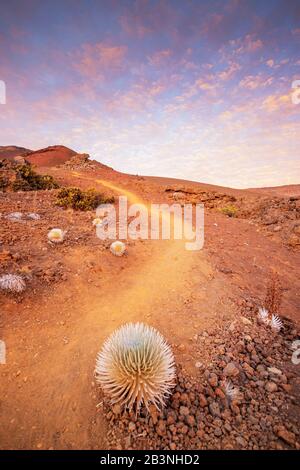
(0, 0), (299, 188)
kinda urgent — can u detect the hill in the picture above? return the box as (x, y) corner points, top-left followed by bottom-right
(249, 184), (300, 197)
(0, 148), (299, 450)
(0, 145), (32, 159)
(25, 145), (77, 167)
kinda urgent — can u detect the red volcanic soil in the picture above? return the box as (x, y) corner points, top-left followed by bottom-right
(0, 145), (78, 167)
(0, 149), (300, 450)
(0, 145), (32, 159)
(26, 145), (77, 167)
(249, 185), (300, 198)
(146, 176), (300, 198)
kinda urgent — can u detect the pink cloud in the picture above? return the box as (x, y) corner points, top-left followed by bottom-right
(262, 93), (291, 113)
(195, 78), (216, 92)
(147, 49), (172, 66)
(72, 42), (128, 78)
(218, 61), (240, 81)
(221, 34), (263, 59)
(105, 79), (168, 114)
(239, 74), (273, 90)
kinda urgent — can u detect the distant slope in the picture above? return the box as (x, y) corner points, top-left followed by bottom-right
(248, 184), (300, 197)
(0, 145), (32, 159)
(143, 175), (254, 197)
(1, 145), (299, 195)
(139, 176), (300, 198)
(25, 145), (77, 167)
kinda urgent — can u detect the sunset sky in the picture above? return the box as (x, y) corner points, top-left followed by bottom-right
(0, 0), (299, 188)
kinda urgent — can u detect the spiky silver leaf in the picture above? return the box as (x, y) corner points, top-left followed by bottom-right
(271, 314), (283, 332)
(27, 213), (41, 220)
(223, 379), (240, 401)
(95, 322), (176, 412)
(258, 307), (269, 324)
(0, 274), (26, 293)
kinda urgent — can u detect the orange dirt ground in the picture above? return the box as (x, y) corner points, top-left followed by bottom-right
(0, 161), (299, 449)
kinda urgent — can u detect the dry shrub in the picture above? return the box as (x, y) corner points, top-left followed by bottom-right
(12, 164), (59, 191)
(264, 271), (282, 315)
(55, 187), (114, 211)
(219, 205), (238, 217)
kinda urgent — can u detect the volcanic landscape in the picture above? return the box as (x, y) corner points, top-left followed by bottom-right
(0, 145), (299, 450)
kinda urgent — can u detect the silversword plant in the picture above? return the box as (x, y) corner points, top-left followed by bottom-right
(110, 240), (126, 257)
(0, 274), (26, 293)
(95, 322), (176, 412)
(6, 212), (23, 221)
(48, 228), (65, 243)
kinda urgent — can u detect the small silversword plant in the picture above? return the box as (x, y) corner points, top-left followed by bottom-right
(95, 322), (176, 412)
(0, 274), (26, 293)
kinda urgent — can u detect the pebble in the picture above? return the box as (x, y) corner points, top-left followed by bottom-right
(208, 373), (218, 388)
(128, 422), (136, 433)
(265, 381), (278, 393)
(179, 406), (189, 416)
(223, 362), (240, 377)
(276, 428), (296, 446)
(199, 394), (208, 408)
(101, 313), (300, 451)
(268, 367), (282, 375)
(214, 427), (222, 437)
(209, 402), (221, 417)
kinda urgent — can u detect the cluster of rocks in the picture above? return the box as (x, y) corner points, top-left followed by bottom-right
(165, 186), (300, 249)
(251, 197), (300, 248)
(166, 187), (236, 209)
(101, 311), (300, 450)
(62, 153), (97, 170)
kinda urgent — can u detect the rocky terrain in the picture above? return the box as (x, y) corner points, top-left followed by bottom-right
(0, 146), (299, 450)
(0, 146), (32, 160)
(161, 184), (300, 249)
(103, 308), (300, 450)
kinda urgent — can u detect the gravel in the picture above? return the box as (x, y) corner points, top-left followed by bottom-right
(99, 309), (300, 450)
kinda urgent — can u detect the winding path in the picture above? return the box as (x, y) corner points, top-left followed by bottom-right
(0, 173), (211, 449)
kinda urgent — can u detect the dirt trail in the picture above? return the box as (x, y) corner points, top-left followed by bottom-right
(0, 173), (216, 449)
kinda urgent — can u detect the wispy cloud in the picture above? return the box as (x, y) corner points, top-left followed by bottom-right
(0, 0), (299, 188)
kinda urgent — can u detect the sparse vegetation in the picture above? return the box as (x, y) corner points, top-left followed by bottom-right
(0, 175), (9, 191)
(95, 322), (176, 412)
(0, 274), (26, 293)
(48, 228), (65, 244)
(55, 186), (114, 211)
(12, 164), (59, 191)
(219, 204), (238, 217)
(110, 240), (126, 257)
